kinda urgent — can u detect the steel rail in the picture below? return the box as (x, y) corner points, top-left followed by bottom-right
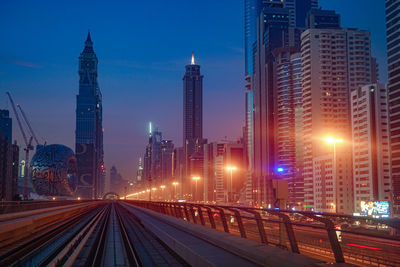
(115, 203), (142, 267)
(0, 205), (101, 266)
(47, 205), (109, 266)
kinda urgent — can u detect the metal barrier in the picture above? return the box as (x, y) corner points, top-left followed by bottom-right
(0, 200), (94, 214)
(125, 200), (400, 266)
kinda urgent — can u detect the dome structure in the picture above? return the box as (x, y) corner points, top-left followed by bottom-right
(30, 144), (78, 196)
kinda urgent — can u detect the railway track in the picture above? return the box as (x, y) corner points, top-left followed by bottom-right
(0, 202), (188, 266)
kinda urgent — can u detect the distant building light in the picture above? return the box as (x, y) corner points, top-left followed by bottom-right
(277, 167), (284, 173)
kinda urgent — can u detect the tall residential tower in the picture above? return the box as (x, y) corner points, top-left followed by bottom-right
(386, 0), (400, 212)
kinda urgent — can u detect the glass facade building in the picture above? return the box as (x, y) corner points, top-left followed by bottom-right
(75, 32), (104, 199)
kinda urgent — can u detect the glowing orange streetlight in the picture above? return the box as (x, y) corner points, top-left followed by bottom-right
(192, 176), (200, 202)
(172, 181), (179, 201)
(160, 185), (166, 201)
(324, 137), (343, 213)
(226, 166), (237, 202)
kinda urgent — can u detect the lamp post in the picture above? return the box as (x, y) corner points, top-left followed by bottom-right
(192, 176), (200, 202)
(160, 185), (166, 201)
(172, 182), (179, 201)
(226, 166), (237, 203)
(324, 137), (343, 213)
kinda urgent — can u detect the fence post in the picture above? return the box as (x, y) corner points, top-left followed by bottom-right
(183, 204), (191, 222)
(203, 206), (216, 229)
(243, 208), (268, 244)
(211, 206), (229, 233)
(197, 206), (205, 226)
(189, 205), (197, 224)
(302, 213), (344, 263)
(226, 208), (246, 238)
(267, 210), (299, 253)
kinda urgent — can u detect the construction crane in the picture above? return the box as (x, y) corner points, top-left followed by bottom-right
(17, 104), (39, 146)
(6, 92), (35, 199)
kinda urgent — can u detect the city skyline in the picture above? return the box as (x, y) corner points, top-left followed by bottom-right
(0, 0), (387, 179)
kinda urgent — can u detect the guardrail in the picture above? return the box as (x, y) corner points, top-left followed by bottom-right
(124, 200), (400, 266)
(0, 200), (94, 214)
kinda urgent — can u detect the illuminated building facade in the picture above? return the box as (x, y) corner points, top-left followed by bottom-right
(136, 158), (143, 182)
(203, 141), (245, 203)
(386, 0), (400, 211)
(183, 53), (205, 197)
(248, 0), (318, 206)
(75, 32), (104, 199)
(273, 47), (304, 208)
(143, 123), (162, 183)
(161, 140), (174, 185)
(301, 28), (373, 213)
(351, 84), (391, 213)
(30, 144), (77, 196)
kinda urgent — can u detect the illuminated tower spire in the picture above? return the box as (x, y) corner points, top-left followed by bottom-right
(191, 51), (195, 65)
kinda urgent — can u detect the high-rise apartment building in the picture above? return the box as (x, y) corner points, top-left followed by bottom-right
(248, 0), (318, 206)
(386, 0), (400, 211)
(75, 32), (104, 199)
(351, 84), (391, 213)
(203, 141), (245, 203)
(161, 140), (174, 184)
(273, 47), (304, 208)
(301, 28), (373, 213)
(245, 0), (318, 76)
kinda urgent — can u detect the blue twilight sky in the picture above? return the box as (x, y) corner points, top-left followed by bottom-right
(0, 0), (387, 180)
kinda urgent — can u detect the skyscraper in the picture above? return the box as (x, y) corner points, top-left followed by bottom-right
(183, 53), (203, 155)
(253, 5), (294, 204)
(351, 84), (391, 213)
(0, 109), (19, 201)
(143, 123), (162, 182)
(386, 0), (400, 212)
(75, 32), (104, 199)
(0, 110), (12, 144)
(183, 52), (204, 196)
(273, 47), (304, 208)
(161, 140), (174, 184)
(246, 0), (317, 205)
(301, 28), (373, 213)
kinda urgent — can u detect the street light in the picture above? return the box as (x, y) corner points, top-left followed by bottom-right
(160, 185), (166, 201)
(192, 176), (200, 202)
(226, 166), (237, 203)
(324, 137), (343, 213)
(172, 181), (179, 201)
